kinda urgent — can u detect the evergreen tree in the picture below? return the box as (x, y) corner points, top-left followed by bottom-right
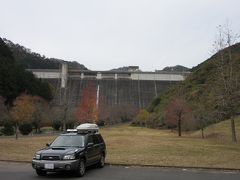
(0, 38), (53, 105)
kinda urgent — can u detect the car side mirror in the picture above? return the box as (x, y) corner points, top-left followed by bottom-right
(46, 143), (51, 147)
(87, 142), (94, 147)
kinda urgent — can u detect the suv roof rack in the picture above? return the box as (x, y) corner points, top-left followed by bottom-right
(77, 123), (99, 134)
(66, 123), (99, 134)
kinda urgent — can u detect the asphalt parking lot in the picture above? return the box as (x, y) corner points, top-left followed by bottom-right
(0, 161), (239, 180)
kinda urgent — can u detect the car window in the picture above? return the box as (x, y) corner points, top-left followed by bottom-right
(93, 135), (99, 144)
(87, 135), (94, 144)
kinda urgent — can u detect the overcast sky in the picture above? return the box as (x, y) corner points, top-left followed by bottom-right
(0, 0), (240, 71)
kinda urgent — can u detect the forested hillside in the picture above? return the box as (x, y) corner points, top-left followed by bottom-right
(3, 38), (87, 70)
(162, 65), (189, 72)
(0, 38), (52, 105)
(136, 42), (240, 134)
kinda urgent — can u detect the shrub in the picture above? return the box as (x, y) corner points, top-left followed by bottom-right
(66, 121), (75, 129)
(133, 109), (150, 127)
(19, 123), (32, 135)
(1, 120), (14, 136)
(145, 113), (165, 128)
(52, 120), (62, 131)
(121, 115), (132, 122)
(97, 120), (105, 126)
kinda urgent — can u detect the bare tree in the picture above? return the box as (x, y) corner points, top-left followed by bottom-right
(32, 96), (49, 133)
(75, 82), (98, 124)
(193, 105), (213, 139)
(213, 24), (240, 143)
(165, 97), (191, 137)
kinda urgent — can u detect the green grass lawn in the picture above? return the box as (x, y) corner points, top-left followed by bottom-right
(0, 118), (240, 169)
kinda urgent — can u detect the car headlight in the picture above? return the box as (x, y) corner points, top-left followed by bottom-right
(63, 154), (75, 160)
(34, 154), (41, 160)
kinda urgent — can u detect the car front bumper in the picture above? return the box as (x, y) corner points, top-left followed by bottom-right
(32, 159), (80, 171)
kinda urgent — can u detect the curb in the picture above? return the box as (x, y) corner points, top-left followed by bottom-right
(0, 159), (31, 164)
(105, 163), (240, 172)
(1, 160), (240, 172)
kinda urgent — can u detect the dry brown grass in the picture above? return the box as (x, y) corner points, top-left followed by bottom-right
(102, 125), (240, 169)
(0, 135), (57, 161)
(0, 121), (240, 169)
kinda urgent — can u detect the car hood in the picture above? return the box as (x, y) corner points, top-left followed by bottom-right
(37, 147), (84, 156)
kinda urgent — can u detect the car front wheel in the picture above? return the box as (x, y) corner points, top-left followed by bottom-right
(76, 159), (86, 177)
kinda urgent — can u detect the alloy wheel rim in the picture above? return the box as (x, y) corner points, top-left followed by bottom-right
(80, 161), (85, 175)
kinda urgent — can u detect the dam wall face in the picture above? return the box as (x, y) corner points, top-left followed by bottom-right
(45, 77), (179, 109)
(29, 68), (188, 122)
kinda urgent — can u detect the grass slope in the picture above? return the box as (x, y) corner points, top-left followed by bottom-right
(192, 117), (240, 143)
(0, 121), (239, 169)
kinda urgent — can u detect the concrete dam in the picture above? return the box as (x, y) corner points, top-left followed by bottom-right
(28, 65), (189, 122)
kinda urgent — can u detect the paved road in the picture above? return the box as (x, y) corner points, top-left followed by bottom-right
(0, 161), (240, 180)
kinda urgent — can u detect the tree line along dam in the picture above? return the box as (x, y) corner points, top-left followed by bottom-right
(27, 64), (190, 121)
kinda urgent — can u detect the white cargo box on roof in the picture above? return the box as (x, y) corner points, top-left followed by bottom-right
(66, 129), (77, 133)
(76, 123), (99, 133)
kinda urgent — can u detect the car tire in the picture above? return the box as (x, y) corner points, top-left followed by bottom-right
(97, 153), (105, 168)
(36, 169), (47, 176)
(75, 159), (86, 177)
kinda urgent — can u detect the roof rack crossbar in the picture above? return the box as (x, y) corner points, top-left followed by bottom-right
(66, 129), (77, 133)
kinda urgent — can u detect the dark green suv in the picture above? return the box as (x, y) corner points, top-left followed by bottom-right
(32, 124), (106, 177)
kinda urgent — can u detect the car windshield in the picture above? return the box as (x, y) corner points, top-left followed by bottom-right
(50, 135), (85, 147)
